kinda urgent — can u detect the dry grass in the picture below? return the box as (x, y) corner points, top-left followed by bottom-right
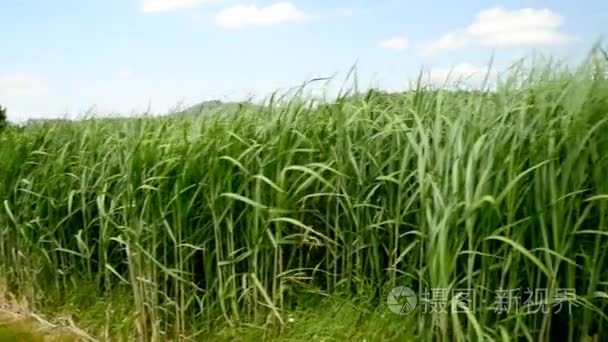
(0, 288), (93, 342)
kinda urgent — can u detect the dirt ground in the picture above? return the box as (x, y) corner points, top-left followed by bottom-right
(0, 292), (93, 342)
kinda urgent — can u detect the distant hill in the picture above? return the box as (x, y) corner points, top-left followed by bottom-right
(183, 100), (226, 113)
(169, 99), (263, 119)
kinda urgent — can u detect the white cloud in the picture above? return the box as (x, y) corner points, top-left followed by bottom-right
(215, 2), (308, 30)
(0, 73), (48, 97)
(421, 8), (574, 56)
(140, 0), (217, 13)
(469, 8), (573, 46)
(420, 32), (469, 57)
(426, 63), (496, 87)
(379, 37), (409, 50)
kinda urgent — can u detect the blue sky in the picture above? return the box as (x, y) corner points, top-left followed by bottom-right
(1, 0), (607, 121)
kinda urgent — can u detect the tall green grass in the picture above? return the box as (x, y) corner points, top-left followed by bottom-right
(1, 52), (608, 341)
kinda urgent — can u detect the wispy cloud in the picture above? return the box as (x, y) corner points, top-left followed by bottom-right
(215, 2), (308, 30)
(0, 73), (48, 97)
(140, 0), (218, 13)
(379, 36), (409, 50)
(421, 8), (575, 56)
(426, 63), (496, 87)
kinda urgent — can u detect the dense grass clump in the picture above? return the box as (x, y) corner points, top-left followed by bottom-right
(1, 54), (608, 341)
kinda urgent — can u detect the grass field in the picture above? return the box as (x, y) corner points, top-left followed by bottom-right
(1, 51), (608, 341)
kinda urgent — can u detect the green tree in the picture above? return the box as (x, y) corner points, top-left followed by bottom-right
(0, 105), (6, 130)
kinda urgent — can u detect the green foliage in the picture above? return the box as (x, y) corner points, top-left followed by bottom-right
(1, 52), (608, 340)
(0, 105), (7, 130)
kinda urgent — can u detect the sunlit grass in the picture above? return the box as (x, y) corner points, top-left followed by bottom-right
(1, 50), (608, 340)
